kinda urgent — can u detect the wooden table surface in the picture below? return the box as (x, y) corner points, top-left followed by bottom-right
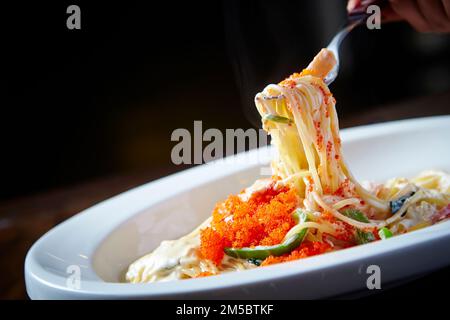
(1, 91), (449, 300)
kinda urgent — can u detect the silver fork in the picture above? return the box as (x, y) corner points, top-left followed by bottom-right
(324, 0), (386, 85)
(323, 18), (365, 86)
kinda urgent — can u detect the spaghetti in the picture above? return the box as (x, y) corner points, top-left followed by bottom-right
(126, 49), (450, 283)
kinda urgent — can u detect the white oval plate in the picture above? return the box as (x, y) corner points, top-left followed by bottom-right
(25, 116), (450, 299)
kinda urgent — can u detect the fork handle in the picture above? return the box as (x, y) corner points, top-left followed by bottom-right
(348, 0), (389, 22)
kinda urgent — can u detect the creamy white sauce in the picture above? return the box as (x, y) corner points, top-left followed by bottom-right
(238, 178), (276, 202)
(126, 171), (450, 283)
(126, 218), (210, 283)
(126, 180), (275, 283)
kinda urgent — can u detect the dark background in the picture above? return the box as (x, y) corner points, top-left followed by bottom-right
(1, 0), (450, 300)
(3, 0), (450, 201)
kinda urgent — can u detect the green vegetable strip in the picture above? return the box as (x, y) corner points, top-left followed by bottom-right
(341, 208), (370, 223)
(224, 209), (309, 260)
(355, 229), (375, 244)
(378, 227), (393, 239)
(262, 114), (293, 124)
(342, 209), (376, 244)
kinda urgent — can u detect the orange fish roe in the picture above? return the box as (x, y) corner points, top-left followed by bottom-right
(279, 79), (297, 89)
(199, 228), (230, 266)
(316, 84), (331, 106)
(261, 241), (331, 266)
(371, 227), (381, 241)
(333, 179), (358, 198)
(326, 141), (333, 157)
(314, 121), (324, 150)
(199, 185), (299, 265)
(305, 176), (314, 193)
(331, 220), (356, 243)
(195, 271), (214, 278)
(319, 211), (356, 243)
(279, 68), (313, 88)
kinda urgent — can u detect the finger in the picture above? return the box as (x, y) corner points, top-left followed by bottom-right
(347, 0), (361, 12)
(442, 0), (450, 20)
(417, 0), (450, 32)
(389, 0), (432, 32)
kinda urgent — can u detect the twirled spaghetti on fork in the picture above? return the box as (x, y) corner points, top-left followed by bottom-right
(126, 49), (450, 283)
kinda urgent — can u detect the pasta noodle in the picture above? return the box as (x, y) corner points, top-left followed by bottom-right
(126, 49), (450, 283)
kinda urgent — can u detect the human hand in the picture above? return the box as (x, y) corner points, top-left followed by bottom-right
(347, 0), (450, 33)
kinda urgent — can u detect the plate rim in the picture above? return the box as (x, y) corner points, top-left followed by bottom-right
(25, 115), (450, 299)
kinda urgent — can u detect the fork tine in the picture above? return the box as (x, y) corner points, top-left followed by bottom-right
(324, 20), (362, 85)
